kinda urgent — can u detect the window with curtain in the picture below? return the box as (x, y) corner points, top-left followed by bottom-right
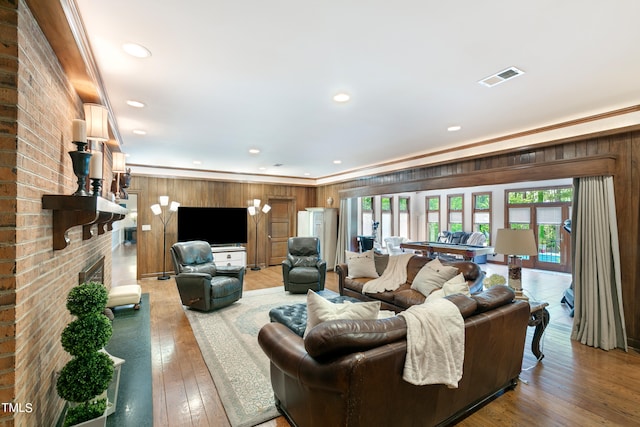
(381, 196), (392, 245)
(448, 194), (463, 232)
(361, 196), (374, 235)
(398, 196), (410, 238)
(473, 192), (491, 244)
(426, 196), (440, 241)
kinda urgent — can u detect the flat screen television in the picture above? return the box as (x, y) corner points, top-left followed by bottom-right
(177, 207), (248, 245)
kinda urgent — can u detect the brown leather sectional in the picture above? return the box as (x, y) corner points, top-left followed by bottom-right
(258, 285), (530, 427)
(336, 254), (486, 312)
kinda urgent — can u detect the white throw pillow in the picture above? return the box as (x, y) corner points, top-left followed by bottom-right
(345, 250), (379, 279)
(304, 290), (381, 337)
(425, 273), (470, 302)
(411, 258), (459, 297)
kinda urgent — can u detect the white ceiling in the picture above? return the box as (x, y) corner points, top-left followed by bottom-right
(74, 0), (640, 180)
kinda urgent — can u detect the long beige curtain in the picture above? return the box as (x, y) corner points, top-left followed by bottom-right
(334, 198), (349, 267)
(571, 176), (627, 351)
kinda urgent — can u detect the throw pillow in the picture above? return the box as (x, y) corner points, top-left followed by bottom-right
(410, 259), (460, 297)
(425, 273), (470, 302)
(304, 290), (381, 338)
(345, 250), (379, 279)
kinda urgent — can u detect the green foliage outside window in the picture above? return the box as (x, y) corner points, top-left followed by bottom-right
(508, 187), (573, 204)
(361, 197), (373, 211)
(449, 196), (463, 210)
(449, 223), (463, 232)
(427, 197), (439, 210)
(381, 197), (391, 211)
(399, 197), (408, 211)
(427, 223), (439, 241)
(474, 194), (490, 209)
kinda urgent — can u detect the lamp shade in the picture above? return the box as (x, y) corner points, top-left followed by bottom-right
(112, 152), (126, 173)
(247, 206), (256, 216)
(83, 104), (109, 141)
(150, 204), (162, 215)
(494, 229), (538, 256)
(262, 204), (271, 214)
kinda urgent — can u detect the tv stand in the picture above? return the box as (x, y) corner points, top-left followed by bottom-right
(211, 246), (247, 268)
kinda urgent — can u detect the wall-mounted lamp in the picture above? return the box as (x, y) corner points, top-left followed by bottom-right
(151, 196), (180, 280)
(248, 199), (271, 271)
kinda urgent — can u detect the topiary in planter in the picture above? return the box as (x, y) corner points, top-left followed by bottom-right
(57, 282), (114, 427)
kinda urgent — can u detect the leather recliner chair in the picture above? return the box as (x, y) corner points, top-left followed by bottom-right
(170, 240), (244, 311)
(282, 237), (326, 293)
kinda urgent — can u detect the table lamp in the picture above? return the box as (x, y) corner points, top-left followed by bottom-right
(493, 228), (538, 300)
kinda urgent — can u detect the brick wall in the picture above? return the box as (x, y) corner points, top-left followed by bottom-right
(0, 2), (114, 426)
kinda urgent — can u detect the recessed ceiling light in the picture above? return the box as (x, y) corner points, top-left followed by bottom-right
(304, 172), (311, 176)
(447, 125), (462, 132)
(193, 160), (202, 165)
(126, 100), (145, 108)
(132, 129), (147, 135)
(122, 43), (152, 58)
(333, 93), (350, 103)
(249, 148), (260, 154)
(333, 160), (342, 164)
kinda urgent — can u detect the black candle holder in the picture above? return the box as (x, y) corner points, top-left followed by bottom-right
(90, 178), (103, 197)
(69, 141), (91, 196)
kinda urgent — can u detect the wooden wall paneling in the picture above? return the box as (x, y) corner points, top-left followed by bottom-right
(319, 134), (638, 348)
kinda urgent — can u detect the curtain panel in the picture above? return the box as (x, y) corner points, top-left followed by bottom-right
(571, 176), (627, 351)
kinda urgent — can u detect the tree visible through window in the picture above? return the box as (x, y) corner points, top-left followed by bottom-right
(426, 196), (440, 241)
(398, 197), (409, 238)
(448, 195), (463, 232)
(473, 193), (491, 243)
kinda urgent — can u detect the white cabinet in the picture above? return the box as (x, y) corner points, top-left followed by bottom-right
(297, 208), (338, 270)
(211, 246), (247, 268)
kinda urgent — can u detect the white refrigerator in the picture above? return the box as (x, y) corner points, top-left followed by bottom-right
(297, 207), (338, 270)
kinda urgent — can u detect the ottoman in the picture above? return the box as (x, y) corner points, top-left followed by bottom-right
(269, 295), (360, 337)
(107, 284), (142, 310)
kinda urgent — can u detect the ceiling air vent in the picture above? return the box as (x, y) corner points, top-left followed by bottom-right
(478, 66), (525, 88)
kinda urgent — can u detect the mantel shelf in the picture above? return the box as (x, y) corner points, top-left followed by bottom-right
(42, 195), (128, 250)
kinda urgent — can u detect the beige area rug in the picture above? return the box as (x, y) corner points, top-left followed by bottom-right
(184, 287), (309, 427)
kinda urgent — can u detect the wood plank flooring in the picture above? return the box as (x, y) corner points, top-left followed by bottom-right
(112, 245), (640, 426)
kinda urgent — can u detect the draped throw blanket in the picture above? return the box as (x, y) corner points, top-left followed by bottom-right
(362, 253), (413, 294)
(571, 176), (627, 351)
(398, 298), (464, 388)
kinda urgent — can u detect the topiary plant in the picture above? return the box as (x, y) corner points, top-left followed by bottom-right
(57, 282), (114, 427)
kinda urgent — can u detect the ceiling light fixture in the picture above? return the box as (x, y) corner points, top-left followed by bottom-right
(126, 100), (146, 108)
(333, 160), (342, 164)
(132, 129), (147, 135)
(193, 160), (202, 165)
(122, 43), (152, 58)
(249, 148), (260, 154)
(333, 93), (350, 103)
(448, 125), (462, 132)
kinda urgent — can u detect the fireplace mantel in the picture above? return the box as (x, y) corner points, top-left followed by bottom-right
(42, 195), (128, 250)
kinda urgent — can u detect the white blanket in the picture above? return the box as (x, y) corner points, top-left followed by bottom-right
(398, 298), (465, 388)
(362, 253), (413, 294)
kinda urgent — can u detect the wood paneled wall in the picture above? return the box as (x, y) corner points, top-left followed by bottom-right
(130, 133), (639, 347)
(128, 176), (316, 279)
(317, 134), (640, 348)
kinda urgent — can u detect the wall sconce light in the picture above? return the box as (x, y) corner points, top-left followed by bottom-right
(247, 199), (271, 271)
(151, 197), (180, 280)
(84, 103), (109, 142)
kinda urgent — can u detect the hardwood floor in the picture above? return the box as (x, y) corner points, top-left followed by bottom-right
(112, 245), (640, 426)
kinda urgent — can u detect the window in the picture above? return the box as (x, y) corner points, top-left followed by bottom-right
(447, 194), (463, 232)
(426, 196), (440, 241)
(398, 196), (410, 238)
(361, 196), (374, 235)
(381, 196), (392, 245)
(473, 192), (491, 243)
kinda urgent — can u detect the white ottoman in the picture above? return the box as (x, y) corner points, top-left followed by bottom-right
(107, 284), (142, 310)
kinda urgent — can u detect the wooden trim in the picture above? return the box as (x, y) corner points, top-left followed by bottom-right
(339, 155), (617, 199)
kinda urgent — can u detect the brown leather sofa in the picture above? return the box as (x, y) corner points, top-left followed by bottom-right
(336, 254), (485, 312)
(258, 286), (530, 427)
